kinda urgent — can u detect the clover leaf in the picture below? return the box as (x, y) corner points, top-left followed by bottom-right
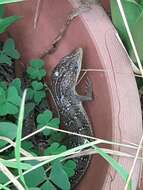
(37, 110), (60, 136)
(0, 52), (12, 64)
(0, 122), (17, 148)
(21, 141), (33, 152)
(0, 86), (6, 104)
(0, 1), (24, 5)
(24, 160), (47, 187)
(44, 142), (67, 156)
(27, 81), (46, 104)
(10, 78), (22, 95)
(0, 86), (21, 116)
(40, 180), (56, 190)
(0, 81), (7, 90)
(49, 160), (70, 190)
(0, 38), (20, 64)
(3, 38), (20, 59)
(27, 59), (46, 80)
(63, 160), (76, 178)
(0, 172), (9, 184)
(0, 16), (21, 34)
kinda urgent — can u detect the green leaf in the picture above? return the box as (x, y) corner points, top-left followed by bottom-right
(30, 59), (44, 68)
(27, 88), (34, 100)
(4, 102), (18, 115)
(0, 122), (17, 148)
(34, 90), (46, 103)
(0, 86), (6, 104)
(7, 86), (21, 106)
(0, 172), (9, 184)
(0, 81), (7, 90)
(48, 118), (60, 128)
(32, 81), (43, 90)
(0, 0), (24, 5)
(37, 110), (53, 124)
(41, 180), (56, 190)
(0, 103), (17, 116)
(21, 141), (33, 151)
(15, 90), (28, 189)
(0, 159), (32, 170)
(37, 110), (60, 136)
(50, 160), (70, 190)
(136, 77), (143, 89)
(0, 5), (4, 18)
(0, 15), (21, 33)
(0, 85), (21, 116)
(0, 38), (20, 64)
(10, 78), (21, 95)
(140, 0), (143, 7)
(0, 52), (12, 64)
(63, 160), (76, 177)
(94, 146), (132, 190)
(21, 141), (36, 156)
(3, 38), (20, 59)
(129, 11), (143, 62)
(44, 142), (67, 156)
(0, 103), (7, 115)
(0, 184), (10, 190)
(27, 81), (46, 104)
(110, 0), (142, 50)
(27, 59), (46, 80)
(24, 160), (47, 187)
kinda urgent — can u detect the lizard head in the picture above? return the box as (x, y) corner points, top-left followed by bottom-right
(51, 48), (83, 89)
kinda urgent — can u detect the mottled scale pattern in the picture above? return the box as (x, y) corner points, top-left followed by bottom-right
(0, 63), (16, 82)
(51, 48), (93, 188)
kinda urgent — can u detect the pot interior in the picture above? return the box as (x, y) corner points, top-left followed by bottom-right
(6, 0), (112, 189)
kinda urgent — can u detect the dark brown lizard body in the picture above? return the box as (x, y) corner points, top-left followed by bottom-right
(51, 48), (93, 188)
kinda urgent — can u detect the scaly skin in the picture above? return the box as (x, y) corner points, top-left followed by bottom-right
(0, 63), (15, 82)
(51, 48), (93, 188)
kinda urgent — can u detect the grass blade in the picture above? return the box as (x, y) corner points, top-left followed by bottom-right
(0, 159), (32, 170)
(0, 0), (24, 5)
(115, 0), (143, 77)
(0, 185), (10, 190)
(15, 89), (28, 189)
(93, 145), (132, 190)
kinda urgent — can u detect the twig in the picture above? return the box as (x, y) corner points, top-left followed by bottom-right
(34, 0), (42, 29)
(0, 163), (24, 190)
(124, 134), (143, 190)
(0, 125), (142, 154)
(0, 136), (33, 157)
(76, 71), (87, 86)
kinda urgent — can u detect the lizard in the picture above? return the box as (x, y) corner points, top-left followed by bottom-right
(51, 48), (94, 188)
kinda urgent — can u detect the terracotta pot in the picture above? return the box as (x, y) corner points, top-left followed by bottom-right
(101, 0), (110, 12)
(6, 0), (142, 189)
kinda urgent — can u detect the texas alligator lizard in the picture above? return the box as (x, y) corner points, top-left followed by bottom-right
(51, 48), (93, 188)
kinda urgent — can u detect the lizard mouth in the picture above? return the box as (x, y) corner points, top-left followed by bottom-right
(72, 48), (83, 83)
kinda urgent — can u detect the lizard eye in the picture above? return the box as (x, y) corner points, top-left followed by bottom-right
(54, 71), (59, 77)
